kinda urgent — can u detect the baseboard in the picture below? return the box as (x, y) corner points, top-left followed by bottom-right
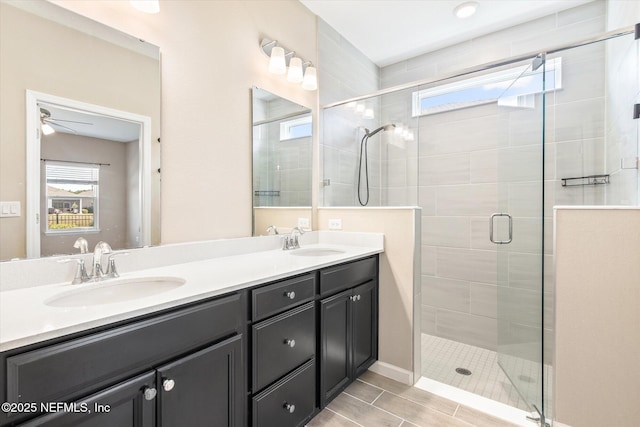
(368, 361), (413, 385)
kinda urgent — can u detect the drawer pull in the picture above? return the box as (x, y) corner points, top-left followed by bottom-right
(284, 291), (296, 300)
(162, 378), (176, 392)
(143, 387), (157, 401)
(284, 339), (296, 348)
(283, 403), (296, 413)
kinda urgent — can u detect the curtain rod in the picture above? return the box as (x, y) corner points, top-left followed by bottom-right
(41, 158), (111, 167)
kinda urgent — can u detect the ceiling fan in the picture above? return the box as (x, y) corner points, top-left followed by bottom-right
(39, 107), (93, 135)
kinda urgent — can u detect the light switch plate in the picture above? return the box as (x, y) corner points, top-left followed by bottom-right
(328, 218), (342, 230)
(298, 217), (310, 229)
(0, 201), (21, 218)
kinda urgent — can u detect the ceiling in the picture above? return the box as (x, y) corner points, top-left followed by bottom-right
(40, 103), (141, 143)
(300, 0), (594, 67)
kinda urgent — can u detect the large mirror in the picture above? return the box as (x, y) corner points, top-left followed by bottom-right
(0, 0), (161, 260)
(252, 87), (312, 236)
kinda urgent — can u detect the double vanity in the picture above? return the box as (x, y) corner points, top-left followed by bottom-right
(0, 232), (383, 426)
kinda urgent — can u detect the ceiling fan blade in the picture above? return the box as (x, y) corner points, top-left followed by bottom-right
(46, 121), (78, 134)
(49, 118), (93, 125)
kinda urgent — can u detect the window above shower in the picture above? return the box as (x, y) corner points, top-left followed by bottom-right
(412, 57), (563, 117)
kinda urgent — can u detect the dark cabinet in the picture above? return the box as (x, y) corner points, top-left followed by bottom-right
(2, 255), (379, 427)
(157, 335), (243, 427)
(250, 276), (317, 427)
(17, 372), (156, 427)
(319, 259), (378, 408)
(2, 293), (245, 427)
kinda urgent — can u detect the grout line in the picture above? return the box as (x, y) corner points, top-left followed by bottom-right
(369, 389), (385, 405)
(453, 404), (460, 417)
(324, 408), (365, 427)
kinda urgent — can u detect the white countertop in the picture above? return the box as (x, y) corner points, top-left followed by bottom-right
(0, 241), (383, 352)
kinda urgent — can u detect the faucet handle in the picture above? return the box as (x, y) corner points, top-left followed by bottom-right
(58, 257), (90, 284)
(105, 252), (129, 278)
(73, 237), (88, 254)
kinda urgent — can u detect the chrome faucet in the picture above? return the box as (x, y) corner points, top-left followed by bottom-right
(91, 241), (112, 280)
(73, 237), (88, 254)
(282, 227), (305, 250)
(266, 225), (279, 235)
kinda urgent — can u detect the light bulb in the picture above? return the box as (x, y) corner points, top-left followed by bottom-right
(42, 123), (55, 135)
(269, 46), (287, 75)
(287, 57), (304, 83)
(129, 0), (160, 14)
(301, 66), (317, 91)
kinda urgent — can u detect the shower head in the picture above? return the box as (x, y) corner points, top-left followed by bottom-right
(365, 123), (396, 137)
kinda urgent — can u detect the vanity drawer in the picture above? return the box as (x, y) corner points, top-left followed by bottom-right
(252, 302), (315, 392)
(251, 273), (316, 321)
(6, 293), (243, 406)
(252, 359), (316, 427)
(319, 256), (377, 296)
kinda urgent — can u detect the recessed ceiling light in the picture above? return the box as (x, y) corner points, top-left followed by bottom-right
(454, 1), (479, 19)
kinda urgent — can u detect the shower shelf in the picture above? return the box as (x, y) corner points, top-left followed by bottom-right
(561, 174), (609, 187)
(254, 190), (280, 197)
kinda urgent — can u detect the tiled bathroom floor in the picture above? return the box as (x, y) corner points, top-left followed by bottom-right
(307, 371), (519, 427)
(421, 334), (530, 410)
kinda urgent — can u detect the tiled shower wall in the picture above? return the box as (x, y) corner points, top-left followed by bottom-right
(378, 0), (608, 351)
(253, 97), (312, 207)
(318, 18), (382, 206)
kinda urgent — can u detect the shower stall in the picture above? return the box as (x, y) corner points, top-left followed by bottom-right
(320, 28), (638, 421)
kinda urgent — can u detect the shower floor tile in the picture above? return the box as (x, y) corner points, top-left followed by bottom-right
(421, 334), (531, 410)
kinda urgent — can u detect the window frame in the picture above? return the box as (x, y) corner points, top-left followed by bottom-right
(44, 161), (100, 235)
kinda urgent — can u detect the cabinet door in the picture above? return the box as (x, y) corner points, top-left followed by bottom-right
(17, 372), (155, 427)
(157, 335), (243, 427)
(319, 289), (351, 408)
(352, 280), (378, 378)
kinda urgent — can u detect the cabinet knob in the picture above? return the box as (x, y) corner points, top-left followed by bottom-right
(284, 339), (296, 348)
(357, 294), (361, 301)
(162, 378), (176, 392)
(284, 291), (296, 300)
(283, 403), (296, 413)
(143, 387), (157, 401)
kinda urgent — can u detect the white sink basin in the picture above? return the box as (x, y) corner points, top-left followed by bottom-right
(289, 248), (346, 257)
(46, 277), (186, 307)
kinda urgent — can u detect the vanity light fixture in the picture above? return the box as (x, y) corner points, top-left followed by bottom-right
(260, 38), (317, 91)
(269, 46), (287, 75)
(454, 1), (478, 19)
(129, 0), (160, 14)
(287, 57), (304, 83)
(301, 63), (318, 91)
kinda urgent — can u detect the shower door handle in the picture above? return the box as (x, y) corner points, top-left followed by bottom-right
(489, 213), (513, 244)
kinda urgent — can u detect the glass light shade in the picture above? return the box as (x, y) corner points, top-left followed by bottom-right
(363, 108), (374, 119)
(129, 0), (160, 14)
(301, 66), (318, 91)
(41, 123), (55, 135)
(269, 46), (287, 75)
(287, 57), (304, 83)
(355, 103), (365, 114)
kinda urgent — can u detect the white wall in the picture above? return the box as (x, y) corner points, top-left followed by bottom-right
(52, 0), (318, 245)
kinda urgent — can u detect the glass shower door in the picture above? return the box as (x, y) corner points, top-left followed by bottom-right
(493, 55), (547, 420)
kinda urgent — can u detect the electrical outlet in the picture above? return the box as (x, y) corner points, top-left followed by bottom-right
(328, 218), (342, 230)
(298, 217), (310, 229)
